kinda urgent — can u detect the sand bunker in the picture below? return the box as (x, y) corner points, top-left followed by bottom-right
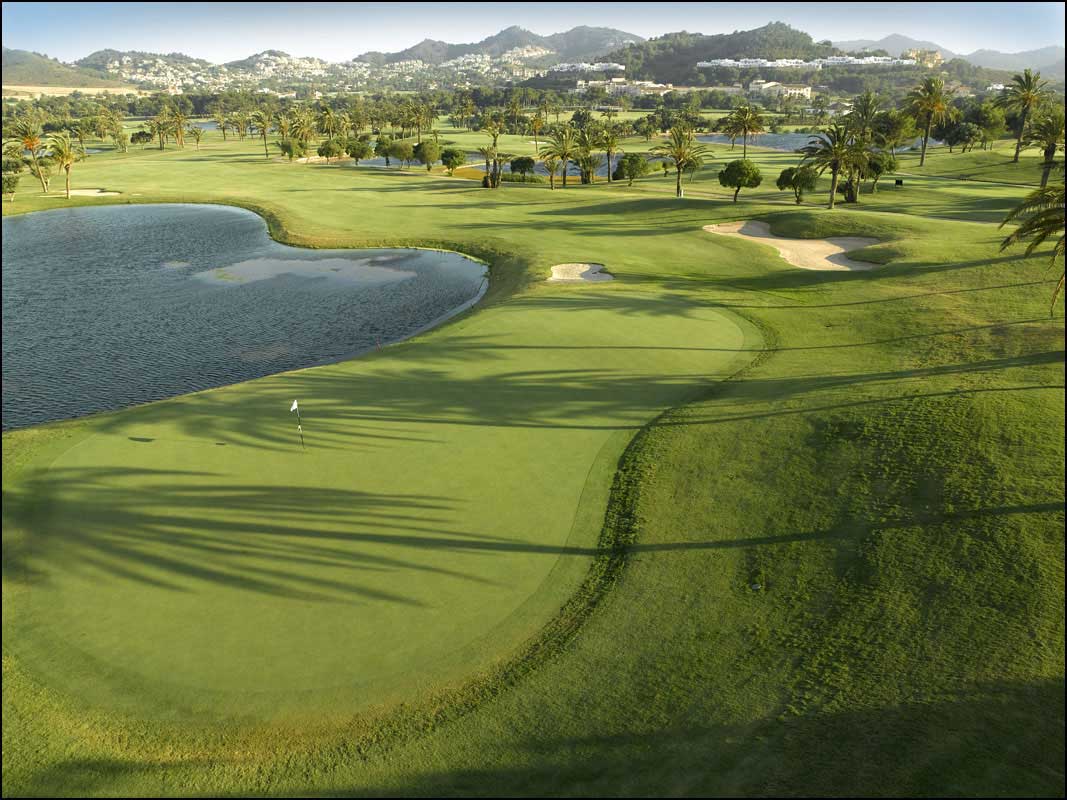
(548, 263), (614, 282)
(703, 220), (880, 271)
(42, 188), (120, 197)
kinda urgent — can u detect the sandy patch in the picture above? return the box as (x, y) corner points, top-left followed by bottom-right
(548, 263), (614, 282)
(294, 155), (355, 165)
(41, 188), (120, 197)
(703, 220), (879, 271)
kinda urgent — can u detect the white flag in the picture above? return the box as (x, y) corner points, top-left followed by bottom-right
(290, 400), (299, 413)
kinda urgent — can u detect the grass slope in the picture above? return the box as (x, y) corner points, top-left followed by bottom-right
(2, 128), (1063, 797)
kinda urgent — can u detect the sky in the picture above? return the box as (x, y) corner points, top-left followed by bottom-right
(2, 1), (1064, 63)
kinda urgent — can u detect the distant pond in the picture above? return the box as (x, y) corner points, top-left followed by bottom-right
(1, 204), (487, 429)
(698, 132), (932, 153)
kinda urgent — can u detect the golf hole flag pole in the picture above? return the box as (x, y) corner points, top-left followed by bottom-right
(290, 399), (304, 449)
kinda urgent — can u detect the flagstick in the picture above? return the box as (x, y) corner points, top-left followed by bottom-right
(296, 407), (305, 450)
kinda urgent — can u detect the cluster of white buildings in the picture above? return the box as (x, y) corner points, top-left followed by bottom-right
(696, 55), (917, 69)
(575, 77), (673, 97)
(749, 79), (812, 99)
(549, 62), (626, 73)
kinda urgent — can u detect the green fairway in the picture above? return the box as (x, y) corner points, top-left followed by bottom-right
(2, 127), (1063, 796)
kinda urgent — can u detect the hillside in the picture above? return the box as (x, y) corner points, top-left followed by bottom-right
(600, 22), (837, 83)
(833, 34), (1065, 73)
(76, 48), (212, 72)
(1, 47), (131, 88)
(356, 25), (643, 65)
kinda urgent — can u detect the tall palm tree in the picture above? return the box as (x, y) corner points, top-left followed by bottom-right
(1024, 112), (1064, 187)
(46, 132), (82, 199)
(1000, 177), (1065, 313)
(251, 109), (275, 159)
(599, 125), (623, 183)
(907, 77), (954, 166)
(212, 109), (229, 140)
(848, 90), (881, 144)
(186, 125), (204, 151)
(461, 98), (476, 132)
(11, 117), (49, 192)
(575, 127), (600, 183)
(651, 126), (710, 198)
(543, 155), (561, 190)
(997, 69), (1051, 163)
(530, 113), (545, 151)
(800, 124), (853, 209)
(539, 125), (578, 188)
(723, 105), (764, 158)
(171, 109), (188, 148)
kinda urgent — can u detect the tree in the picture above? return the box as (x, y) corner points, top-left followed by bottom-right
(46, 131), (82, 199)
(375, 135), (394, 166)
(907, 77), (954, 166)
(111, 128), (129, 153)
(185, 126), (203, 151)
(599, 125), (623, 183)
(1000, 177), (1065, 313)
(722, 105), (764, 157)
(617, 152), (651, 186)
(317, 138), (344, 163)
(251, 109), (274, 159)
(873, 109), (916, 156)
(865, 151), (897, 193)
(539, 126), (578, 188)
(131, 130), (153, 149)
(413, 140), (441, 172)
(11, 117), (50, 192)
(945, 121), (982, 153)
(510, 156), (536, 180)
(776, 165), (817, 204)
(542, 155), (561, 189)
(276, 138), (307, 162)
(345, 138), (374, 164)
(997, 69), (1052, 163)
(440, 147), (466, 175)
(718, 158), (762, 201)
(1026, 112), (1065, 188)
(2, 172), (19, 203)
(1, 157), (22, 203)
(651, 125), (711, 198)
(389, 140), (414, 168)
(800, 124), (853, 209)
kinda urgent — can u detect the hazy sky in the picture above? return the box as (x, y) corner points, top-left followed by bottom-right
(3, 1), (1064, 63)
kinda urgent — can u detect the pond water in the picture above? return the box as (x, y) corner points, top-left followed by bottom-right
(698, 132), (933, 153)
(1, 204), (487, 429)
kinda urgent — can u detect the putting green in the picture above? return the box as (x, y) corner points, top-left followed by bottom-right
(4, 285), (756, 720)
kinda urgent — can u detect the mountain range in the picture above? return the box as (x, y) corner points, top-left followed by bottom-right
(354, 25), (644, 66)
(833, 33), (1065, 76)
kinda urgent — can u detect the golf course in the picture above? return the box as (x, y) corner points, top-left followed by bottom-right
(2, 125), (1064, 797)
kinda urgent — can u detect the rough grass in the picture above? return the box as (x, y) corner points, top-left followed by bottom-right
(2, 127), (1063, 797)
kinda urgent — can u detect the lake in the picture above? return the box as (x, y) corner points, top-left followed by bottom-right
(1, 204), (487, 429)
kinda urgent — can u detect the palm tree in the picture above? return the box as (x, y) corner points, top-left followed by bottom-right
(46, 132), (82, 199)
(251, 109), (275, 159)
(530, 113), (545, 151)
(907, 77), (954, 166)
(171, 109), (188, 148)
(543, 155), (561, 190)
(186, 126), (204, 151)
(11, 117), (49, 192)
(599, 125), (623, 183)
(800, 124), (853, 209)
(651, 126), (710, 198)
(212, 109), (229, 140)
(847, 90), (881, 144)
(729, 105), (765, 158)
(575, 127), (600, 183)
(1000, 177), (1065, 313)
(997, 69), (1052, 163)
(461, 98), (476, 132)
(539, 125), (578, 188)
(1025, 112), (1065, 187)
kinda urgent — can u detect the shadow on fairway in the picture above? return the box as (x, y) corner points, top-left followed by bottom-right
(28, 675), (1054, 797)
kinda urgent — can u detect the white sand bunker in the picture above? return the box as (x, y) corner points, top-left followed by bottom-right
(548, 263), (614, 282)
(42, 188), (120, 197)
(703, 220), (880, 271)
